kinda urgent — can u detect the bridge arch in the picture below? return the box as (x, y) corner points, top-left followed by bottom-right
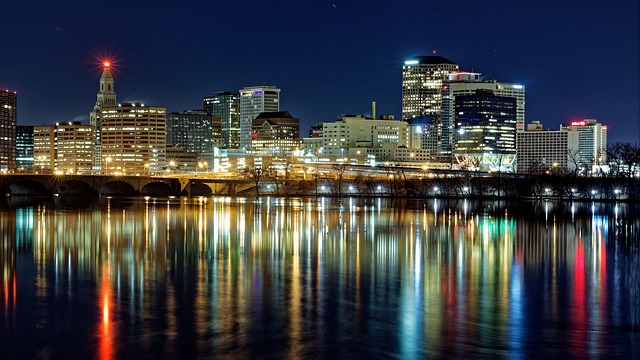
(100, 181), (137, 196)
(55, 180), (96, 195)
(141, 182), (178, 197)
(8, 180), (49, 195)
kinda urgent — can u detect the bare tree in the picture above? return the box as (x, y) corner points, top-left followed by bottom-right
(331, 163), (348, 197)
(243, 166), (264, 196)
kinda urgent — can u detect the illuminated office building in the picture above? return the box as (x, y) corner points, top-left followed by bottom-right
(100, 103), (166, 174)
(16, 125), (34, 171)
(55, 122), (94, 174)
(33, 122), (94, 174)
(239, 86), (280, 151)
(453, 89), (517, 171)
(402, 56), (459, 120)
(516, 121), (579, 173)
(204, 91), (240, 149)
(0, 88), (17, 171)
(251, 111), (301, 155)
(320, 114), (409, 157)
(442, 72), (525, 154)
(167, 110), (223, 154)
(33, 126), (55, 173)
(560, 118), (608, 173)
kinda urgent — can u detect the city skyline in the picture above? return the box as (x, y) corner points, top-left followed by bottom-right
(1, 1), (638, 143)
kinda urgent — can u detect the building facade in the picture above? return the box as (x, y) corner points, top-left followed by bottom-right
(0, 89), (17, 171)
(167, 110), (223, 153)
(239, 86), (280, 151)
(402, 56), (459, 120)
(251, 111), (301, 155)
(16, 125), (34, 171)
(33, 126), (56, 173)
(453, 89), (517, 171)
(55, 122), (94, 174)
(320, 115), (409, 158)
(204, 91), (240, 149)
(442, 73), (525, 155)
(560, 118), (608, 174)
(100, 103), (166, 175)
(32, 123), (94, 174)
(516, 121), (579, 173)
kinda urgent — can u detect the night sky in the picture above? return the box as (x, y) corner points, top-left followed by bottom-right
(1, 0), (638, 143)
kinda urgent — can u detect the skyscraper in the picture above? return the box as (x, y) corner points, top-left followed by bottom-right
(239, 86), (280, 151)
(442, 72), (525, 154)
(89, 61), (117, 172)
(100, 103), (166, 175)
(204, 92), (240, 149)
(560, 118), (608, 173)
(167, 110), (224, 153)
(0, 88), (17, 171)
(453, 89), (517, 171)
(16, 125), (34, 171)
(402, 56), (459, 120)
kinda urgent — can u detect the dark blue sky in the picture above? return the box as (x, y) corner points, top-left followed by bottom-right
(1, 0), (638, 142)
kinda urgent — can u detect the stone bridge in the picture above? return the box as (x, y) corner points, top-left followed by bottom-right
(0, 174), (255, 197)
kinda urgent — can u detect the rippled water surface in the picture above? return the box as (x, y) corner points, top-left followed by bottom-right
(1, 197), (639, 359)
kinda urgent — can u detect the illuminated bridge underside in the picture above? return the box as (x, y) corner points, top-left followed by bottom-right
(454, 154), (516, 172)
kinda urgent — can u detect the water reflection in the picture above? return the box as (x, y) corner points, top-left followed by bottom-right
(0, 198), (638, 358)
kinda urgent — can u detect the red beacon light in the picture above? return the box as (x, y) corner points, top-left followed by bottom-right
(103, 61), (111, 68)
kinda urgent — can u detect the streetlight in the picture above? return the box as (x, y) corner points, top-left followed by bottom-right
(144, 163), (150, 176)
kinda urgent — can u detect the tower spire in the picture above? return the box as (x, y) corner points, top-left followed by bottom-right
(90, 60), (117, 173)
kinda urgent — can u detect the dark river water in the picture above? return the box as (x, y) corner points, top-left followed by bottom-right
(0, 196), (638, 359)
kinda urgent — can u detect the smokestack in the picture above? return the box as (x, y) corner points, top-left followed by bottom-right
(372, 101), (376, 120)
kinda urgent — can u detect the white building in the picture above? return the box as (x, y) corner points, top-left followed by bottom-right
(319, 115), (409, 158)
(239, 86), (280, 151)
(560, 119), (608, 173)
(516, 121), (579, 173)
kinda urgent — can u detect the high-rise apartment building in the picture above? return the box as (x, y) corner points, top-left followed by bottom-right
(16, 125), (34, 171)
(251, 111), (301, 155)
(0, 88), (17, 171)
(167, 110), (223, 153)
(89, 61), (117, 172)
(239, 86), (280, 150)
(442, 72), (525, 154)
(560, 118), (608, 173)
(453, 89), (517, 171)
(402, 56), (459, 120)
(204, 92), (240, 149)
(100, 103), (166, 175)
(516, 121), (579, 173)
